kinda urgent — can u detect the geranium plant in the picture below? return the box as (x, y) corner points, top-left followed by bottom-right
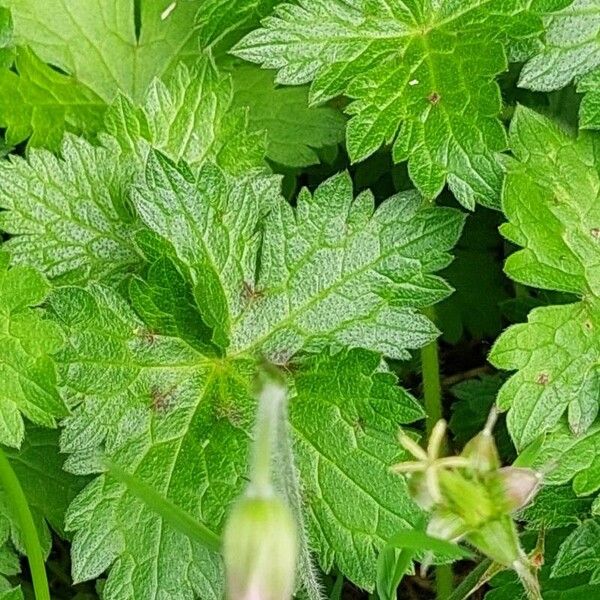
(0, 1), (599, 599)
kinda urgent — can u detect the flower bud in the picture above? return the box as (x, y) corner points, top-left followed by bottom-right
(461, 409), (500, 472)
(466, 514), (522, 568)
(223, 495), (298, 600)
(499, 467), (542, 512)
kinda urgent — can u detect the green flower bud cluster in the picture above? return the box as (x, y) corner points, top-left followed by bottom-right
(393, 410), (543, 599)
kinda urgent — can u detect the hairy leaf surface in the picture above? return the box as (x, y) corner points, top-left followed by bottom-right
(552, 519), (600, 581)
(134, 155), (464, 359)
(0, 0), (284, 148)
(0, 137), (140, 285)
(533, 422), (600, 498)
(53, 287), (424, 594)
(0, 62), (266, 286)
(105, 61), (267, 176)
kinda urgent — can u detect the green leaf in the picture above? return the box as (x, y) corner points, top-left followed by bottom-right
(532, 422), (600, 497)
(519, 0), (600, 130)
(489, 107), (600, 449)
(44, 156), (462, 596)
(386, 529), (471, 559)
(579, 69), (600, 130)
(0, 61), (267, 286)
(105, 461), (221, 553)
(197, 0), (288, 58)
(291, 349), (424, 588)
(0, 47), (105, 151)
(520, 486), (593, 531)
(0, 136), (140, 285)
(52, 284), (230, 600)
(486, 528), (600, 600)
(105, 61), (267, 176)
(552, 519), (600, 580)
(128, 244), (218, 356)
(50, 286), (427, 595)
(0, 0), (209, 149)
(4, 428), (90, 541)
(230, 65), (345, 167)
(0, 0), (203, 103)
(233, 0), (563, 207)
(0, 520), (19, 598)
(0, 1), (285, 151)
(0, 587), (22, 600)
(134, 154), (465, 359)
(0, 258), (66, 448)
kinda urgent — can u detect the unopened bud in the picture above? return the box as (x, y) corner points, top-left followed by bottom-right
(466, 515), (522, 568)
(499, 467), (542, 512)
(224, 495), (298, 600)
(461, 408), (500, 472)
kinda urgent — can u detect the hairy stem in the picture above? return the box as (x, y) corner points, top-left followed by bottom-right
(249, 375), (286, 496)
(0, 446), (50, 600)
(421, 307), (453, 599)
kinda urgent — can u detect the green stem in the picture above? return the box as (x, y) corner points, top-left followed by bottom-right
(422, 307), (443, 436)
(436, 564), (454, 600)
(0, 447), (50, 600)
(249, 374), (286, 497)
(421, 307), (453, 599)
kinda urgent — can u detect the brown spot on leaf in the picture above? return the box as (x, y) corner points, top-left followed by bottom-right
(591, 228), (600, 240)
(584, 320), (593, 332)
(536, 373), (550, 385)
(427, 91), (441, 105)
(242, 281), (264, 303)
(136, 327), (157, 346)
(150, 386), (177, 413)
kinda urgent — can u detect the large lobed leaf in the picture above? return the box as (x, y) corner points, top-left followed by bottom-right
(134, 155), (463, 359)
(42, 152), (463, 596)
(233, 0), (569, 208)
(1, 0), (208, 103)
(489, 106), (600, 450)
